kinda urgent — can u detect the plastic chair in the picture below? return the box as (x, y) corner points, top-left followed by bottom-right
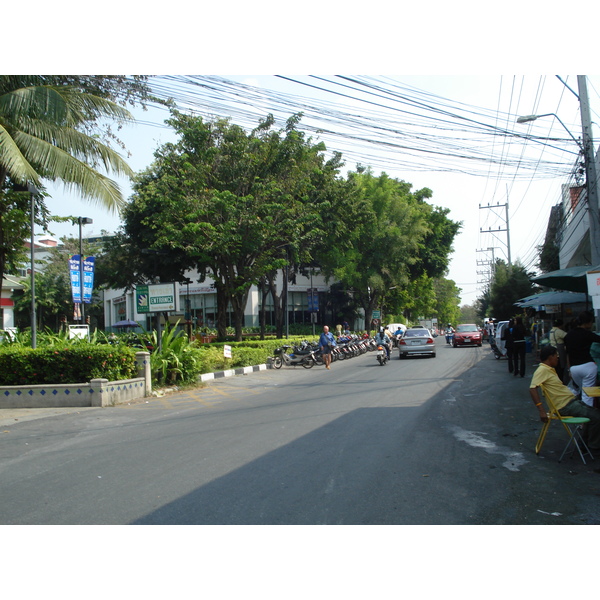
(535, 386), (594, 464)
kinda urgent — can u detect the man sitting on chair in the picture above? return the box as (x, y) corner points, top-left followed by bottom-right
(530, 344), (600, 451)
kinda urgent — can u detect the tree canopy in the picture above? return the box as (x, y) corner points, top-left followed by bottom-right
(112, 111), (348, 340)
(323, 169), (461, 328)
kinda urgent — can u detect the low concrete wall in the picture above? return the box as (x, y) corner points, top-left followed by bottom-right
(0, 352), (152, 409)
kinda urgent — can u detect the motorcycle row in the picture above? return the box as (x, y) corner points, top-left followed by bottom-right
(270, 335), (387, 369)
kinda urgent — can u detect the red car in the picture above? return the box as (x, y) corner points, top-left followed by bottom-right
(453, 324), (482, 347)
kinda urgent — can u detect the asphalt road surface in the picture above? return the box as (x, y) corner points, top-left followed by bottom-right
(2, 338), (600, 525)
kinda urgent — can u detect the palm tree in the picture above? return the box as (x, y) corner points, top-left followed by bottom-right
(0, 76), (137, 291)
(0, 76), (135, 210)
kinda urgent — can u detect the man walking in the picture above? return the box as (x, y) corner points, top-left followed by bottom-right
(319, 325), (337, 370)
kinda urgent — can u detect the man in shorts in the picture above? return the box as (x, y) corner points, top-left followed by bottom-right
(319, 325), (337, 370)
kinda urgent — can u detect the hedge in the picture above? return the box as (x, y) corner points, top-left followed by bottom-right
(0, 345), (137, 386)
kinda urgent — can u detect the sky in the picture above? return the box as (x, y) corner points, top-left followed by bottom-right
(38, 73), (600, 307)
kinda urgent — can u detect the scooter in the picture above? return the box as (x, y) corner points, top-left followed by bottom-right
(376, 344), (388, 365)
(271, 344), (317, 369)
(445, 331), (454, 345)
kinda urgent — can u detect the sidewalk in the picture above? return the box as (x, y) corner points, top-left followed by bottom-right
(0, 363), (271, 428)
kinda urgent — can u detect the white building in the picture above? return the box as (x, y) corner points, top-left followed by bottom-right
(102, 269), (353, 331)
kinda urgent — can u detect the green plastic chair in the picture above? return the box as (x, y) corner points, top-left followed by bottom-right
(536, 386), (594, 464)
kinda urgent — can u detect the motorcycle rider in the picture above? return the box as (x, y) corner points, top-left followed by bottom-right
(375, 326), (392, 360)
(445, 323), (455, 345)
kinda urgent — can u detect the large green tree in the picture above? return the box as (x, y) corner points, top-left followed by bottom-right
(117, 111), (346, 341)
(325, 169), (460, 330)
(433, 277), (462, 327)
(488, 260), (538, 320)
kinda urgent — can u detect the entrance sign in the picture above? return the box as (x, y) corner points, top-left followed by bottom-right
(136, 283), (177, 313)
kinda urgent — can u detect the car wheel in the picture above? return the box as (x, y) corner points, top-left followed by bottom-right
(399, 353), (407, 360)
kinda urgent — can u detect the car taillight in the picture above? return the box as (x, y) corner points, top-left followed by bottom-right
(426, 338), (434, 344)
(399, 339), (407, 345)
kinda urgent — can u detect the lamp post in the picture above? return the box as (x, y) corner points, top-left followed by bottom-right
(27, 183), (39, 349)
(78, 217), (93, 325)
(517, 76), (600, 268)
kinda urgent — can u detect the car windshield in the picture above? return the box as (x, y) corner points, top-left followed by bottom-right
(405, 330), (429, 337)
(456, 325), (478, 332)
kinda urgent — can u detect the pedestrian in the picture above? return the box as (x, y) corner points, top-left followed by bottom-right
(486, 319), (495, 343)
(319, 325), (337, 370)
(564, 310), (600, 407)
(502, 318), (515, 374)
(530, 344), (600, 452)
(512, 317), (527, 377)
(548, 318), (567, 383)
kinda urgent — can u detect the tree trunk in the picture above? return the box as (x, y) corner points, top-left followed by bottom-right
(258, 276), (268, 340)
(268, 275), (285, 339)
(215, 284), (228, 341)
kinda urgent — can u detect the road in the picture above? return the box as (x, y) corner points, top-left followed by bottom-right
(1, 337), (599, 525)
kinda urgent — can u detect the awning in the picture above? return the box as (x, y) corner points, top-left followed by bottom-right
(515, 290), (589, 308)
(530, 264), (600, 293)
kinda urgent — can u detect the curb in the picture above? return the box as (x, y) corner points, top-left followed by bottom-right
(199, 363), (270, 383)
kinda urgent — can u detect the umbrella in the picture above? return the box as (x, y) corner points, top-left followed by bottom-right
(112, 319), (140, 328)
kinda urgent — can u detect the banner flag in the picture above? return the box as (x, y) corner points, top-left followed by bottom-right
(69, 255), (81, 303)
(69, 255), (95, 304)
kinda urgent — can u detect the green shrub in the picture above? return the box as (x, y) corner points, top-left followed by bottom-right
(0, 344), (137, 385)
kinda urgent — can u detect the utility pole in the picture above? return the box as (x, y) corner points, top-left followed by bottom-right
(479, 200), (512, 266)
(578, 75), (600, 267)
(476, 247), (499, 288)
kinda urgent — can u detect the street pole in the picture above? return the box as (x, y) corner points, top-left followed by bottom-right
(577, 76), (600, 267)
(79, 217), (84, 325)
(78, 217), (93, 326)
(28, 184), (37, 349)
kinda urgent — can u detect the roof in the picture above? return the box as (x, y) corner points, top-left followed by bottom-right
(1, 274), (25, 292)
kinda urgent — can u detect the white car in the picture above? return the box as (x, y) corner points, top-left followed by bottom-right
(398, 328), (436, 359)
(494, 321), (510, 357)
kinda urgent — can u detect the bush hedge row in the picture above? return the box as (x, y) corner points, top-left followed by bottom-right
(0, 336), (320, 387)
(0, 345), (137, 386)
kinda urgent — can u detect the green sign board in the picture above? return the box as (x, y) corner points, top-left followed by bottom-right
(372, 310), (381, 319)
(136, 283), (177, 313)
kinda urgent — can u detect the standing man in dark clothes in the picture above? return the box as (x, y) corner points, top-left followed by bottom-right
(512, 317), (527, 377)
(502, 319), (515, 374)
(564, 310), (600, 407)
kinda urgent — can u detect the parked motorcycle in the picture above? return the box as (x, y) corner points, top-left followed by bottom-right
(271, 344), (317, 369)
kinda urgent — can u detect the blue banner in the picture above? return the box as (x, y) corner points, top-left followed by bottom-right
(69, 255), (95, 304)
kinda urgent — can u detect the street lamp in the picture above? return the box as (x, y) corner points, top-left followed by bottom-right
(517, 77), (600, 268)
(27, 183), (40, 348)
(516, 113), (584, 150)
(78, 217), (93, 325)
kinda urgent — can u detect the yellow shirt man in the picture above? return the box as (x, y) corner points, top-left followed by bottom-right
(530, 362), (575, 412)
